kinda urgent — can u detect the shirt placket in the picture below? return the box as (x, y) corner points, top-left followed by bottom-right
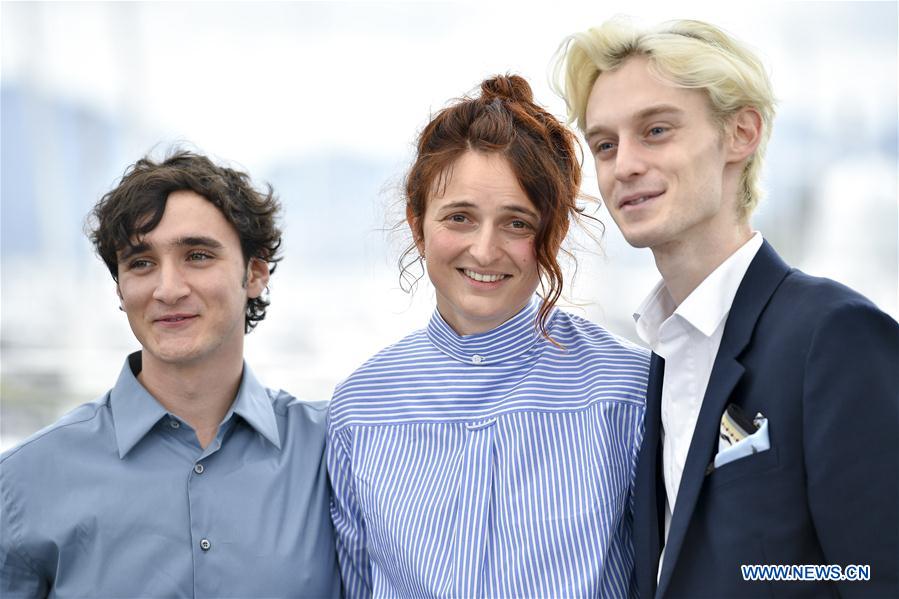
(453, 416), (497, 598)
(188, 420), (231, 597)
(658, 318), (692, 513)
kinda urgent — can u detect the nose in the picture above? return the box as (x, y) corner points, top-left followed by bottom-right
(614, 137), (648, 182)
(152, 262), (190, 304)
(469, 225), (502, 266)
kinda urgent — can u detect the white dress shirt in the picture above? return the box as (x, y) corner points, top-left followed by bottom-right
(633, 232), (764, 576)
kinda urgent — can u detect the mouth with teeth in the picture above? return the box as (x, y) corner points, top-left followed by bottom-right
(154, 314), (198, 327)
(620, 192), (663, 209)
(460, 269), (509, 283)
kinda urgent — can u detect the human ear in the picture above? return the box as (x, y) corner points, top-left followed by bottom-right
(727, 107), (763, 163)
(245, 258), (271, 299)
(406, 204), (425, 255)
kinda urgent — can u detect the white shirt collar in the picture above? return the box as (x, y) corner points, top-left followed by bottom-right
(634, 232), (764, 345)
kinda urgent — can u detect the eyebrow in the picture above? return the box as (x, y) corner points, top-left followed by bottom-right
(118, 236), (225, 261)
(585, 104), (686, 139)
(436, 200), (539, 219)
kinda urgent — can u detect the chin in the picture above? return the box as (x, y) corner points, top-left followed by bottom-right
(619, 229), (657, 249)
(150, 343), (203, 365)
(617, 218), (675, 249)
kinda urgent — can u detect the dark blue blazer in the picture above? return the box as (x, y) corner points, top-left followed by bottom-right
(634, 241), (899, 598)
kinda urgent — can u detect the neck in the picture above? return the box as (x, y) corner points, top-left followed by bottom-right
(138, 348), (244, 449)
(652, 221), (753, 306)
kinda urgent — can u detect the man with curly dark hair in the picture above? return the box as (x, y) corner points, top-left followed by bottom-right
(0, 150), (340, 597)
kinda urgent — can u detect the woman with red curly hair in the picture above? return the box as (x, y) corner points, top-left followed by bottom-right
(328, 75), (649, 597)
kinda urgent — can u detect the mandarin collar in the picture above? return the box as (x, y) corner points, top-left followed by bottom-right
(426, 296), (547, 365)
(110, 352), (281, 458)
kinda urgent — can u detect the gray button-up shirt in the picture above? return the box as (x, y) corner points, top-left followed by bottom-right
(1, 352), (340, 598)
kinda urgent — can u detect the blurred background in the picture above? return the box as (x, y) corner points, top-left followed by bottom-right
(2, 1), (896, 450)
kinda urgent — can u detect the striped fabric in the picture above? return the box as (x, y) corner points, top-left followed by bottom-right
(328, 298), (649, 598)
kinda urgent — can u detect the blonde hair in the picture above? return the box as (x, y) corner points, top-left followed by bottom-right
(552, 18), (776, 218)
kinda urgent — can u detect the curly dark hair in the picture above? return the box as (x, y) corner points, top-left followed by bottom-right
(403, 74), (583, 340)
(87, 149), (283, 332)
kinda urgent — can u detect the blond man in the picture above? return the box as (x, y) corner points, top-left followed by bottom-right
(554, 18), (897, 598)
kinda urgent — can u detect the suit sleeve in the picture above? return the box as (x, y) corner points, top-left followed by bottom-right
(802, 300), (899, 597)
(326, 426), (373, 599)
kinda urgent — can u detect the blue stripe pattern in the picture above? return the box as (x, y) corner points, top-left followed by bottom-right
(328, 298), (649, 597)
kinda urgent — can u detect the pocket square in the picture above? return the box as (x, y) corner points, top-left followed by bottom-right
(718, 404), (757, 448)
(713, 405), (770, 469)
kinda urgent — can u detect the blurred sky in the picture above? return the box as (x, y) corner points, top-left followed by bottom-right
(1, 0), (897, 447)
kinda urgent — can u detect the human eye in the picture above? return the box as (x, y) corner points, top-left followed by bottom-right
(443, 213), (472, 226)
(592, 140), (616, 158)
(505, 217), (537, 236)
(646, 124), (671, 140)
(125, 257), (153, 271)
(186, 250), (214, 263)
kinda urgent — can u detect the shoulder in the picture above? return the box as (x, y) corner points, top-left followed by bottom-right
(551, 309), (650, 365)
(332, 327), (435, 396)
(328, 327), (438, 425)
(768, 269), (895, 335)
(544, 309), (650, 406)
(351, 327), (433, 371)
(741, 268), (898, 382)
(330, 326), (498, 432)
(779, 269), (880, 309)
(267, 388), (330, 441)
(1, 396), (110, 468)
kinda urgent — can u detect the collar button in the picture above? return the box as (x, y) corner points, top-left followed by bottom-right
(471, 354), (485, 365)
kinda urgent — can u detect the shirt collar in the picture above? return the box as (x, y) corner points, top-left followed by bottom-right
(110, 352), (281, 458)
(676, 232), (764, 337)
(227, 364), (281, 450)
(110, 353), (169, 459)
(426, 296), (546, 365)
(633, 280), (677, 350)
(634, 232), (765, 343)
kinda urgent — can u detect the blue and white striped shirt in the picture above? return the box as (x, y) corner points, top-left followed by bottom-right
(328, 298), (649, 598)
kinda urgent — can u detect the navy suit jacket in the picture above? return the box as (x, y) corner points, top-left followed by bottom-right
(634, 241), (899, 598)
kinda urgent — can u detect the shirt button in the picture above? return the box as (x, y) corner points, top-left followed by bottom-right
(169, 419), (180, 429)
(471, 354), (484, 365)
(194, 463), (204, 474)
(200, 538), (211, 551)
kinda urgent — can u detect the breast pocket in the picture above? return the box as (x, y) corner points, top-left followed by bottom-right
(706, 446), (780, 488)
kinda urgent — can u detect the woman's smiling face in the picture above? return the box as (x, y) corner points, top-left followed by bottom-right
(411, 150), (541, 336)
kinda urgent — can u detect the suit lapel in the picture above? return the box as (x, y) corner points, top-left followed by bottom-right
(655, 241), (791, 597)
(634, 352), (665, 599)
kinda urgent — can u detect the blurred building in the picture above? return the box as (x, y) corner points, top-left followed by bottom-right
(2, 1), (896, 449)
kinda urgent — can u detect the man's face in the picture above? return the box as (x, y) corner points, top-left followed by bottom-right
(116, 190), (268, 370)
(584, 56), (739, 252)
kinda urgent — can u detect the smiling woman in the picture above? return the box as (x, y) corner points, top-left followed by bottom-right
(412, 151), (541, 336)
(327, 75), (651, 598)
(402, 75), (581, 340)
